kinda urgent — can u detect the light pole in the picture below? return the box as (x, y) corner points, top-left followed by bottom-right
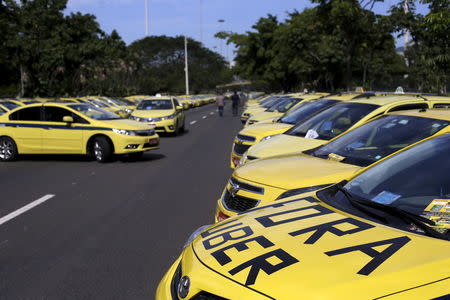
(199, 0), (203, 43)
(145, 0), (149, 36)
(184, 36), (190, 95)
(218, 19), (225, 57)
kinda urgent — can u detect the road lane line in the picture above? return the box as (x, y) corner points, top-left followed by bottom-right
(202, 116), (207, 119)
(0, 194), (55, 226)
(190, 121), (197, 125)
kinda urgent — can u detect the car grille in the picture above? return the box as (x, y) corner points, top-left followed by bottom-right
(233, 143), (250, 155)
(192, 292), (228, 300)
(170, 264), (182, 300)
(155, 127), (165, 131)
(223, 190), (259, 212)
(229, 177), (264, 194)
(135, 130), (155, 136)
(236, 134), (256, 142)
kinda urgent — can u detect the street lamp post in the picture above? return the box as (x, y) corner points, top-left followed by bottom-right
(184, 36), (190, 95)
(218, 19), (225, 57)
(145, 0), (149, 36)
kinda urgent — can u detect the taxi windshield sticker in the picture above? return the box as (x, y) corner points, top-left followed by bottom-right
(422, 199), (450, 229)
(328, 153), (345, 162)
(305, 129), (319, 139)
(372, 191), (401, 205)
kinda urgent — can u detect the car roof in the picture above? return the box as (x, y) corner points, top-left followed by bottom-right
(348, 94), (428, 105)
(390, 109), (450, 121)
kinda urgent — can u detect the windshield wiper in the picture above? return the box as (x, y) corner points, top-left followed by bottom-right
(336, 184), (388, 224)
(336, 183), (448, 240)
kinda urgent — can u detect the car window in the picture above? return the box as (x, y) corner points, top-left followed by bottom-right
(137, 100), (173, 110)
(68, 104), (121, 120)
(433, 103), (450, 109)
(286, 102), (379, 140)
(388, 103), (428, 112)
(308, 115), (449, 167)
(279, 99), (338, 124)
(43, 106), (89, 124)
(174, 99), (180, 107)
(0, 101), (20, 110)
(0, 107), (6, 116)
(9, 107), (42, 121)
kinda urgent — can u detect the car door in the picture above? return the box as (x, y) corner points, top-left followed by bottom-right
(6, 106), (43, 153)
(41, 106), (86, 154)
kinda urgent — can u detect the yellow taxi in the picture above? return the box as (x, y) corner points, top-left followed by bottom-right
(245, 93), (329, 127)
(177, 96), (193, 110)
(157, 133), (450, 299)
(99, 96), (136, 115)
(243, 94), (449, 162)
(217, 108), (450, 221)
(230, 93), (370, 168)
(130, 96), (185, 135)
(0, 102), (159, 162)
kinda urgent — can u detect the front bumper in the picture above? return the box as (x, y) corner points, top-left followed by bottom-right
(230, 140), (257, 169)
(156, 245), (265, 300)
(215, 177), (286, 221)
(113, 134), (160, 154)
(145, 119), (177, 133)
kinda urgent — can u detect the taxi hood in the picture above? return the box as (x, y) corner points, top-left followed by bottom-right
(250, 111), (283, 122)
(131, 109), (174, 118)
(247, 134), (326, 159)
(98, 119), (153, 130)
(240, 123), (293, 139)
(191, 196), (450, 299)
(235, 154), (360, 190)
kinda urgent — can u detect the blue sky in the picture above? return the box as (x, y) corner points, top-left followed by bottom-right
(65, 0), (428, 58)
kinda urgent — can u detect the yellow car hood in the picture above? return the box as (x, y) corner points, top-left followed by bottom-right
(247, 134), (327, 159)
(191, 196), (450, 299)
(250, 111), (283, 122)
(239, 123), (293, 141)
(244, 107), (267, 116)
(235, 154), (360, 190)
(131, 109), (174, 118)
(98, 119), (154, 130)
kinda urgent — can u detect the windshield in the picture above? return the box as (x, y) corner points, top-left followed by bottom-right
(0, 107), (6, 115)
(286, 102), (379, 140)
(344, 133), (450, 236)
(105, 97), (132, 106)
(87, 99), (109, 108)
(280, 99), (339, 124)
(308, 115), (449, 167)
(262, 97), (288, 108)
(137, 99), (173, 110)
(0, 102), (20, 110)
(259, 96), (279, 106)
(68, 104), (120, 120)
(267, 97), (301, 112)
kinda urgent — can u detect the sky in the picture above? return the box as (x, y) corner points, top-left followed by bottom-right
(65, 0), (429, 59)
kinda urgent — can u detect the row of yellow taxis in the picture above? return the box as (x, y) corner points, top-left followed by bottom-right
(0, 94), (214, 162)
(157, 91), (450, 299)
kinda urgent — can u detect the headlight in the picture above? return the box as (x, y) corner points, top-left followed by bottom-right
(130, 115), (139, 121)
(238, 151), (248, 166)
(125, 108), (132, 113)
(162, 113), (176, 120)
(112, 128), (137, 136)
(261, 134), (280, 142)
(276, 184), (332, 200)
(183, 224), (211, 249)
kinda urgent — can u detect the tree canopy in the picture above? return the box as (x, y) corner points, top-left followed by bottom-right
(218, 0), (448, 93)
(0, 0), (231, 97)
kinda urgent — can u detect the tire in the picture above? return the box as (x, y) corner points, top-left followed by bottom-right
(92, 136), (113, 162)
(128, 152), (143, 160)
(180, 119), (185, 133)
(0, 136), (18, 161)
(173, 121), (180, 136)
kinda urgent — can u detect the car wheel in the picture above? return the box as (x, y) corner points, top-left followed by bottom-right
(173, 121), (180, 136)
(180, 119), (185, 133)
(0, 136), (18, 161)
(92, 137), (112, 162)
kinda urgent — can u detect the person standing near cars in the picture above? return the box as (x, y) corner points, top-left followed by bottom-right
(216, 93), (226, 116)
(231, 91), (240, 116)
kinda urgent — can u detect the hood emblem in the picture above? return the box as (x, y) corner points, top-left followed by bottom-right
(229, 181), (240, 196)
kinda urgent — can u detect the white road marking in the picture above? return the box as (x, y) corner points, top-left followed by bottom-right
(0, 194), (55, 226)
(210, 112), (214, 115)
(202, 116), (207, 119)
(190, 121), (197, 125)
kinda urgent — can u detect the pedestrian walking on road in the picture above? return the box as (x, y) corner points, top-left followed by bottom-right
(231, 91), (240, 116)
(216, 93), (226, 116)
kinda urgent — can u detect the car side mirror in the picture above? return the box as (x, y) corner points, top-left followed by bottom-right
(63, 116), (74, 123)
(176, 105), (183, 110)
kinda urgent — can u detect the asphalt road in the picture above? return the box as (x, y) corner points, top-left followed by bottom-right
(0, 103), (243, 300)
